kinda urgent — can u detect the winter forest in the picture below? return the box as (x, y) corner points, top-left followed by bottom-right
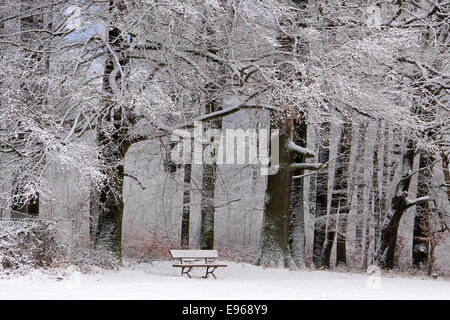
(0, 0), (449, 299)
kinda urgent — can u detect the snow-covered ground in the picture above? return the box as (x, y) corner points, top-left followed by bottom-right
(1, 261), (449, 300)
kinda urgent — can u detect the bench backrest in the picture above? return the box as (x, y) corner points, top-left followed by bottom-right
(170, 250), (218, 259)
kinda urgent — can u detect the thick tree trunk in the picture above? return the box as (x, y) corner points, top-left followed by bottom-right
(257, 122), (293, 267)
(199, 101), (222, 249)
(199, 162), (217, 249)
(312, 122), (330, 268)
(375, 139), (416, 269)
(94, 173), (125, 259)
(322, 123), (351, 268)
(94, 129), (130, 259)
(93, 8), (130, 260)
(289, 118), (308, 268)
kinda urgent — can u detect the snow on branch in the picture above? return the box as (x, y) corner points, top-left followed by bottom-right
(290, 163), (323, 171)
(291, 152), (345, 179)
(175, 104), (278, 130)
(405, 196), (430, 209)
(287, 140), (316, 158)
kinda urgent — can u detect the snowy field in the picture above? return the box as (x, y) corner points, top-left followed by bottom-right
(1, 261), (449, 300)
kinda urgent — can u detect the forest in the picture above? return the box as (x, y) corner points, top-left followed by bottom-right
(0, 0), (449, 282)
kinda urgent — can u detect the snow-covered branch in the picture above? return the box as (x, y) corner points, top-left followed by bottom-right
(405, 196), (430, 209)
(290, 163), (323, 171)
(287, 140), (316, 158)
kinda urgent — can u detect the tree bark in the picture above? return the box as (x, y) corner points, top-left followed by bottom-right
(440, 150), (450, 202)
(93, 5), (130, 260)
(332, 124), (352, 266)
(373, 121), (384, 257)
(257, 122), (293, 267)
(312, 122), (330, 268)
(375, 138), (417, 269)
(199, 99), (222, 249)
(94, 129), (130, 259)
(412, 152), (433, 268)
(289, 118), (308, 268)
(355, 123), (368, 267)
(322, 123), (351, 268)
(181, 164), (192, 248)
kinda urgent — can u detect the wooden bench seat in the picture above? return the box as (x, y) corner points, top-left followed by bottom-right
(170, 250), (227, 279)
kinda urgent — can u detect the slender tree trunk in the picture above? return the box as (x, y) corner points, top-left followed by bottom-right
(355, 123), (368, 267)
(440, 150), (450, 202)
(312, 122), (330, 268)
(428, 243), (435, 277)
(380, 125), (392, 226)
(336, 124), (353, 266)
(363, 122), (384, 270)
(412, 152), (433, 268)
(180, 164), (192, 247)
(322, 123), (351, 268)
(373, 121), (384, 256)
(89, 187), (101, 247)
(362, 188), (372, 270)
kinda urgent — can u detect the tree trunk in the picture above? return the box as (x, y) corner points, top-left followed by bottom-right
(180, 164), (192, 247)
(94, 168), (125, 259)
(289, 118), (308, 268)
(94, 129), (130, 259)
(373, 121), (384, 256)
(412, 152), (433, 268)
(335, 123), (353, 267)
(199, 161), (217, 249)
(375, 138), (416, 269)
(440, 150), (450, 202)
(89, 187), (101, 247)
(199, 100), (222, 249)
(93, 7), (130, 260)
(322, 123), (351, 268)
(355, 123), (368, 267)
(257, 122), (293, 267)
(312, 122), (330, 268)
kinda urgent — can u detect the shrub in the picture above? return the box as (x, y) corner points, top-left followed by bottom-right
(0, 219), (67, 274)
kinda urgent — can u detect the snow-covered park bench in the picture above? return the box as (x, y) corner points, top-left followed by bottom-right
(170, 249), (227, 279)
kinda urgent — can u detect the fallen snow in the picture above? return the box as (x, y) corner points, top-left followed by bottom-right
(1, 261), (449, 300)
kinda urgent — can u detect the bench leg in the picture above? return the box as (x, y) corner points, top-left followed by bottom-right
(203, 267), (217, 279)
(181, 267), (192, 278)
